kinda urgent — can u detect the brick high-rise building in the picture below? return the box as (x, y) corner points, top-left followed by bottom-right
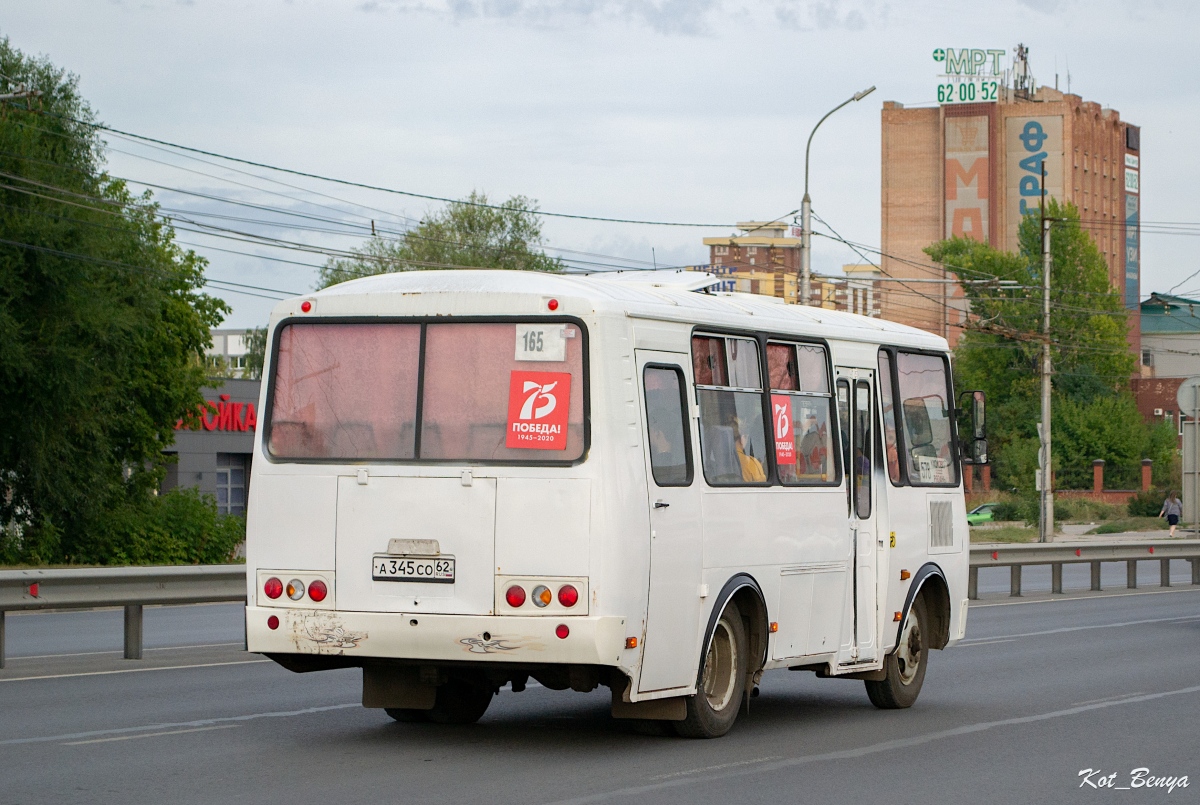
(880, 85), (1141, 350)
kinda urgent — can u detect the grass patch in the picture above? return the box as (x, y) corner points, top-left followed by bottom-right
(970, 525), (1039, 543)
(1086, 517), (1170, 535)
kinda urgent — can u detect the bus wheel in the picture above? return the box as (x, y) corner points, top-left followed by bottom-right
(865, 596), (928, 709)
(426, 678), (494, 725)
(385, 708), (428, 723)
(675, 601), (747, 738)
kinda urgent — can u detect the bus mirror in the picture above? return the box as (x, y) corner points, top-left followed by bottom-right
(972, 438), (987, 465)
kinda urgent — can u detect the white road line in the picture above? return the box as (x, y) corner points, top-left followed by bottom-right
(1071, 692), (1146, 707)
(955, 638), (1016, 647)
(9, 642), (243, 661)
(960, 614), (1200, 644)
(63, 724), (241, 745)
(649, 756), (783, 781)
(542, 683), (1200, 805)
(0, 703), (360, 746)
(972, 586), (1200, 607)
(0, 658), (270, 683)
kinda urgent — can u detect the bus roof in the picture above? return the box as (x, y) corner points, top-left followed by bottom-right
(305, 269), (949, 352)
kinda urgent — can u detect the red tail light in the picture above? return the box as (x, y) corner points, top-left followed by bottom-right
(267, 615), (280, 630)
(557, 584), (579, 608)
(263, 577), (283, 599)
(308, 580), (328, 602)
(505, 585), (527, 607)
(555, 624), (569, 639)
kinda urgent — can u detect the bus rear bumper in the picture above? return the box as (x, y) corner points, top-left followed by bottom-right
(246, 606), (629, 666)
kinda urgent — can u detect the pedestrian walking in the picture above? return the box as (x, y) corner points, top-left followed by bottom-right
(1159, 491), (1183, 537)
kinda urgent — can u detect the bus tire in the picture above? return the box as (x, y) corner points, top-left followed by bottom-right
(865, 595), (928, 709)
(426, 678), (494, 725)
(674, 601), (747, 739)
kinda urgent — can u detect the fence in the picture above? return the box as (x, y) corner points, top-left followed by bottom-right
(968, 540), (1200, 599)
(0, 565), (245, 668)
(3, 547), (1200, 668)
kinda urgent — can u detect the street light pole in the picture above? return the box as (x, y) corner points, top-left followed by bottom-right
(800, 85), (875, 306)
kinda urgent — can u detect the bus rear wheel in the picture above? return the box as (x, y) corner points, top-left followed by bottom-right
(865, 596), (928, 709)
(674, 601), (747, 739)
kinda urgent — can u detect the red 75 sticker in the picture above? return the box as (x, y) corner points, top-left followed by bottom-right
(506, 371), (572, 450)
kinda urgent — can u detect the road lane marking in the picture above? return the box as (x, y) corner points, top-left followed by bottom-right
(1071, 692), (1146, 707)
(542, 683), (1200, 805)
(960, 614), (1200, 645)
(63, 724), (241, 745)
(0, 703), (360, 746)
(955, 638), (1015, 647)
(9, 642), (244, 661)
(972, 586), (1200, 607)
(649, 756), (782, 781)
(0, 658), (270, 683)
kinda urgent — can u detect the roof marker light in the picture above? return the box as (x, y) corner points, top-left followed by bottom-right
(301, 300), (312, 313)
(547, 298), (559, 311)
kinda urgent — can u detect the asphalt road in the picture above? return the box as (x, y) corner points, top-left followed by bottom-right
(2, 586), (1198, 805)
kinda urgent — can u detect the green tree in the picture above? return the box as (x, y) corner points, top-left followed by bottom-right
(244, 325), (267, 380)
(926, 199), (1173, 492)
(318, 191), (563, 288)
(0, 38), (229, 563)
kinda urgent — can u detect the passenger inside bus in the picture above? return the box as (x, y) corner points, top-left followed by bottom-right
(732, 416), (766, 483)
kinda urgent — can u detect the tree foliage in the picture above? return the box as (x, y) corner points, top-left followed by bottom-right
(926, 200), (1174, 492)
(317, 191), (563, 288)
(0, 38), (230, 563)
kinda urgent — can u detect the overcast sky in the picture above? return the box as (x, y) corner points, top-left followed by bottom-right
(4, 0), (1198, 328)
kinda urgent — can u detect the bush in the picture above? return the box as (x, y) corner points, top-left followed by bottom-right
(3, 487), (244, 567)
(1128, 488), (1169, 518)
(991, 498), (1068, 524)
(1059, 497), (1123, 522)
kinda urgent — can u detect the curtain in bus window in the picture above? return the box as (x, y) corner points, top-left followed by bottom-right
(644, 366), (691, 486)
(854, 381), (872, 518)
(769, 342), (836, 486)
(267, 323), (420, 459)
(693, 335), (768, 485)
(421, 323), (585, 461)
(896, 352), (958, 485)
(877, 351), (902, 484)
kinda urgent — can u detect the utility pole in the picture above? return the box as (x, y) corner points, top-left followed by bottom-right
(1039, 161), (1053, 543)
(799, 86), (875, 305)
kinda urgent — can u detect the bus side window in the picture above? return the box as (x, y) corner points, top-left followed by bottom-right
(692, 335), (769, 486)
(837, 380), (851, 512)
(769, 341), (837, 486)
(643, 366), (692, 486)
(854, 381), (872, 519)
(895, 352), (959, 486)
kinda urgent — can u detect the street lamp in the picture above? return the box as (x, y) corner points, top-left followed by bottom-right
(799, 85), (876, 306)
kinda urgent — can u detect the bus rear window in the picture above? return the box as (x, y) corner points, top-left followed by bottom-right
(266, 321), (585, 463)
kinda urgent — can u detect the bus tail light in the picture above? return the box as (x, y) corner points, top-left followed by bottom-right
(505, 585), (527, 607)
(532, 585), (552, 608)
(557, 584), (579, 608)
(555, 624), (569, 639)
(264, 578), (283, 599)
(286, 580), (305, 601)
(308, 580), (328, 602)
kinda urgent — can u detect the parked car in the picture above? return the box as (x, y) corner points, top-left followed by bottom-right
(967, 503), (997, 525)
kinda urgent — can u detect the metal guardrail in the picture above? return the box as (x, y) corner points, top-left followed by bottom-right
(0, 565), (246, 668)
(2, 545), (1199, 669)
(969, 540), (1200, 599)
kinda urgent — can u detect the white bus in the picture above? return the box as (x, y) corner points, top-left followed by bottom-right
(245, 269), (986, 738)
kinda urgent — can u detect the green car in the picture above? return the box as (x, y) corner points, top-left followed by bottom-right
(967, 503), (997, 525)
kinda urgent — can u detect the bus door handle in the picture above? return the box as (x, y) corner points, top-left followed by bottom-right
(654, 500), (670, 509)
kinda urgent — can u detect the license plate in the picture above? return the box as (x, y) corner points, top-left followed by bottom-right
(372, 555), (455, 583)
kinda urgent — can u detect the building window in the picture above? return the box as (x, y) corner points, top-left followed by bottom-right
(714, 246), (729, 256)
(745, 247), (757, 255)
(1141, 350), (1153, 367)
(216, 453), (248, 515)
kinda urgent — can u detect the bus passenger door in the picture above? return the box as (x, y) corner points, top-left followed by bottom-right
(836, 368), (878, 663)
(635, 352), (703, 693)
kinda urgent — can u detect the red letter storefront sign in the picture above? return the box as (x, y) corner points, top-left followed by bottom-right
(506, 370), (571, 450)
(772, 394), (796, 465)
